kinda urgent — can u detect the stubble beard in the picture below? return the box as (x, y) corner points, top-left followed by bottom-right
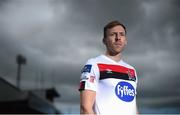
(106, 46), (124, 56)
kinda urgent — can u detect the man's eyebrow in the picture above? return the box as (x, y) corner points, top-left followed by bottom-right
(109, 32), (126, 36)
(110, 32), (125, 34)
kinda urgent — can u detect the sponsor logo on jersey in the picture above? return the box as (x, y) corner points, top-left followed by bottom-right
(81, 65), (92, 73)
(115, 81), (135, 102)
(89, 76), (95, 83)
(105, 69), (113, 74)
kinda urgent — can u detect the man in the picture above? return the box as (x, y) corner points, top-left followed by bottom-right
(79, 20), (138, 115)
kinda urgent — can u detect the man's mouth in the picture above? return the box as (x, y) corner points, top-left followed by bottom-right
(114, 43), (122, 46)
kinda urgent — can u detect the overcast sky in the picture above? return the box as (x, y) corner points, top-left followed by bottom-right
(0, 0), (180, 113)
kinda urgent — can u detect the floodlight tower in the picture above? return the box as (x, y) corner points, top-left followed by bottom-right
(16, 54), (26, 88)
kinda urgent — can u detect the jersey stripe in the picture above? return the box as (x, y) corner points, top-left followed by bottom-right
(100, 71), (136, 81)
(98, 63), (135, 76)
(79, 81), (85, 91)
(98, 63), (136, 81)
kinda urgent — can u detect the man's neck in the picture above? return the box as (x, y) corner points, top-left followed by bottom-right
(105, 52), (122, 62)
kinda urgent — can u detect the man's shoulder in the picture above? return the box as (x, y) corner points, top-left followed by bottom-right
(121, 60), (136, 70)
(85, 55), (103, 64)
(87, 55), (107, 64)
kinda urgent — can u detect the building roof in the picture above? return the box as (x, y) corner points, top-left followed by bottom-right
(0, 77), (61, 114)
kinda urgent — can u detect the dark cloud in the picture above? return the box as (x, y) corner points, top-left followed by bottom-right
(0, 0), (180, 113)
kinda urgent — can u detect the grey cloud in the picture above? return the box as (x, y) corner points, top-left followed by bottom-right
(0, 0), (180, 111)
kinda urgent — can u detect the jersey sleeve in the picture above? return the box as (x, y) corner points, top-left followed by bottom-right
(134, 69), (138, 85)
(134, 68), (138, 96)
(79, 59), (99, 92)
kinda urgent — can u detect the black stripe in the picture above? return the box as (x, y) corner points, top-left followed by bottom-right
(100, 71), (136, 82)
(79, 81), (85, 91)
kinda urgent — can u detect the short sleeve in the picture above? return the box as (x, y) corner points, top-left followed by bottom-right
(79, 59), (99, 92)
(134, 69), (138, 84)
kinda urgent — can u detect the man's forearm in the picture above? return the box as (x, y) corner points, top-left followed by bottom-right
(80, 107), (95, 115)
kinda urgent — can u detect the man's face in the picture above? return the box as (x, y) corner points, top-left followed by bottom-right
(104, 25), (127, 55)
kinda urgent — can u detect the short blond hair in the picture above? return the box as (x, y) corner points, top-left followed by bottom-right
(103, 20), (126, 38)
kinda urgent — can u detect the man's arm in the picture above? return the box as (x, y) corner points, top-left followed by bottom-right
(136, 106), (139, 115)
(80, 90), (96, 114)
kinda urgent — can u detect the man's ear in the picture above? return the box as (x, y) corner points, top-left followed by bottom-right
(103, 38), (106, 45)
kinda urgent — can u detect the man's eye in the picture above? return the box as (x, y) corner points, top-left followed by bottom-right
(110, 33), (115, 36)
(120, 33), (125, 36)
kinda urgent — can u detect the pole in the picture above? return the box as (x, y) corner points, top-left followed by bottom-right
(17, 63), (21, 88)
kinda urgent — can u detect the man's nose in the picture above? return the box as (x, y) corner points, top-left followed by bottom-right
(115, 34), (121, 41)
